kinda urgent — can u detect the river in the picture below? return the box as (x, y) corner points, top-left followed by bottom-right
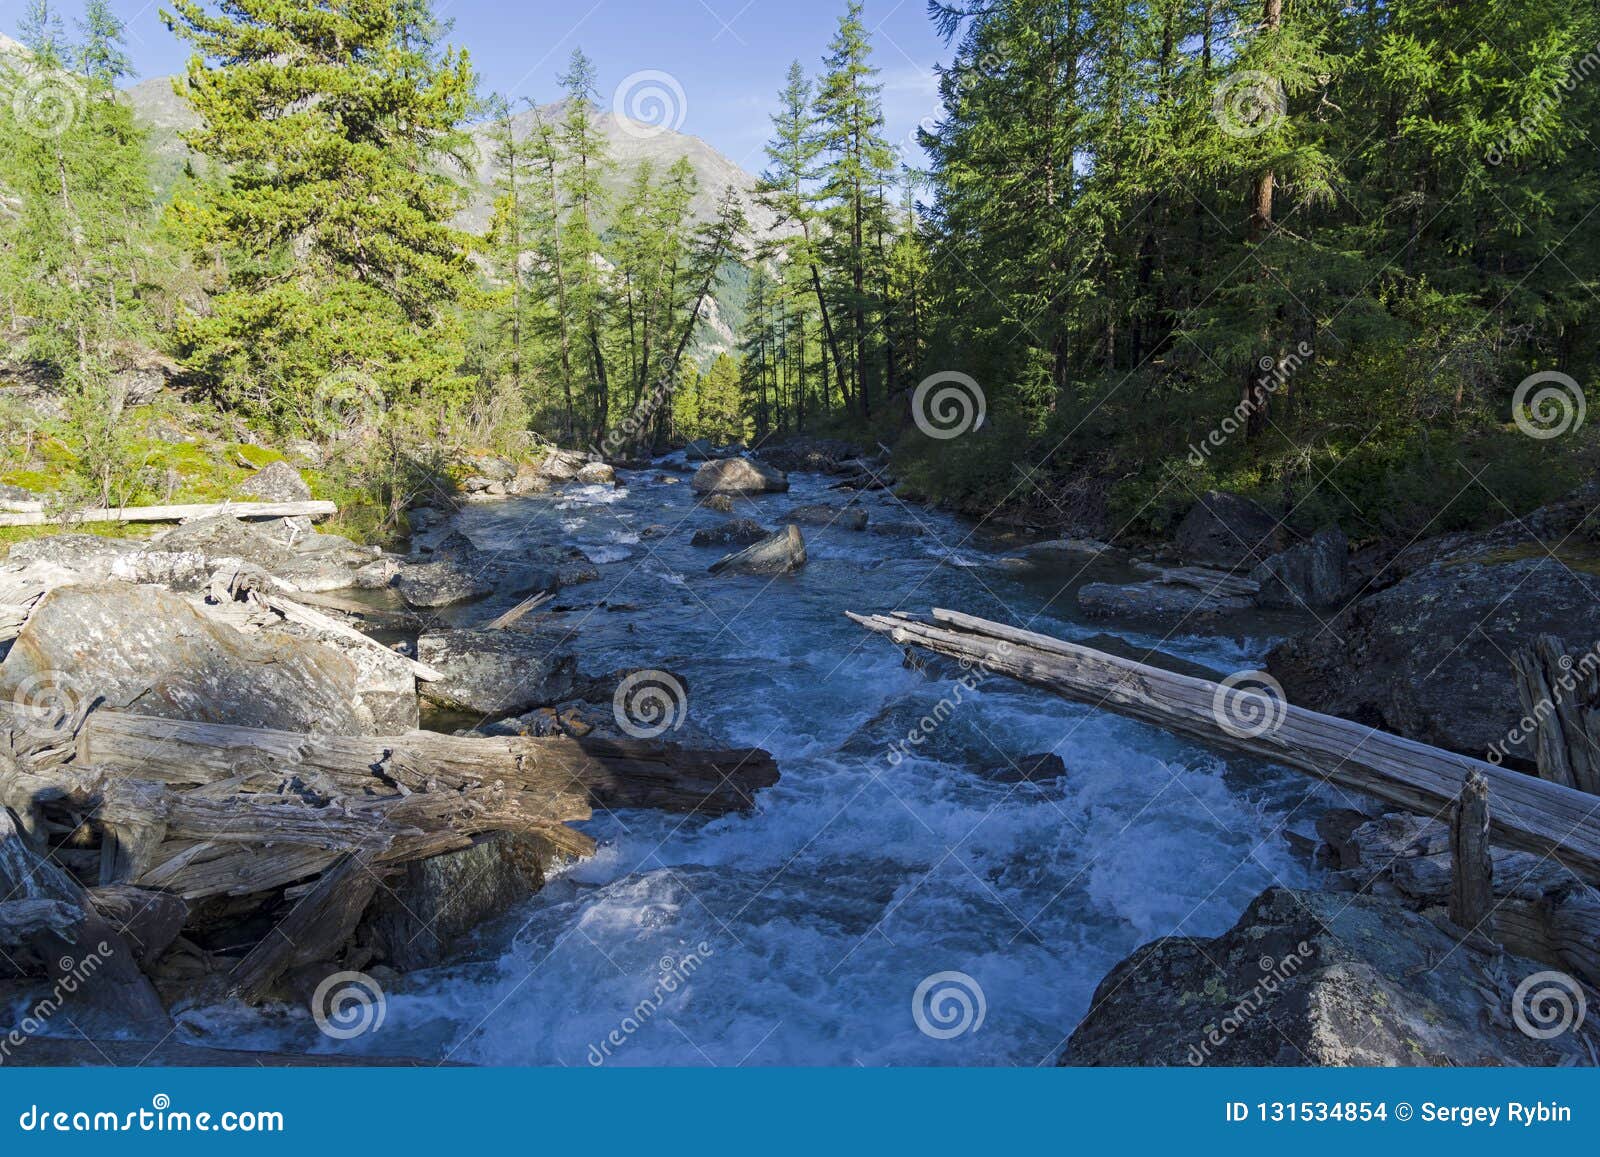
(181, 456), (1331, 1065)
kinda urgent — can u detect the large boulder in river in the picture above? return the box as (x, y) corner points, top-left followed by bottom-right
(537, 448), (590, 481)
(576, 461), (617, 486)
(708, 525), (807, 576)
(416, 628), (578, 716)
(1175, 490), (1283, 570)
(1061, 887), (1599, 1066)
(0, 582), (374, 734)
(1248, 527), (1350, 609)
(1268, 557), (1600, 759)
(690, 457), (789, 496)
(392, 558), (494, 608)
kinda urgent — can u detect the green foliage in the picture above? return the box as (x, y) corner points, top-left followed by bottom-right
(163, 0), (479, 428)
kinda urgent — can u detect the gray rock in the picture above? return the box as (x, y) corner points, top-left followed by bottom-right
(392, 560), (492, 608)
(0, 483), (37, 503)
(575, 462), (617, 486)
(5, 533), (137, 570)
(701, 493), (735, 514)
(683, 439), (718, 462)
(1061, 887), (1599, 1066)
(1268, 557), (1600, 758)
(265, 619), (418, 733)
(538, 449), (590, 481)
(360, 832), (549, 970)
(0, 582), (375, 734)
(786, 503), (867, 531)
(236, 460), (312, 503)
(1175, 490), (1283, 570)
(691, 518), (769, 548)
(708, 525), (807, 576)
(690, 457), (789, 495)
(148, 515), (291, 570)
(1077, 579), (1251, 622)
(1250, 527), (1349, 609)
(416, 628), (578, 716)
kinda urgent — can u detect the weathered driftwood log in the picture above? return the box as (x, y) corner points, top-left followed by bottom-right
(213, 568), (442, 681)
(0, 499), (336, 527)
(1130, 562), (1261, 599)
(0, 807), (172, 1036)
(850, 608), (1600, 881)
(227, 852), (380, 1003)
(1449, 770), (1494, 933)
(483, 591), (552, 630)
(77, 711), (780, 818)
(1509, 634), (1600, 796)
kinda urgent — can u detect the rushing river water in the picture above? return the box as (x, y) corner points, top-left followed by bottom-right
(183, 458), (1334, 1065)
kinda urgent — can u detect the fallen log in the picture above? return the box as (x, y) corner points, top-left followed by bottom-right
(0, 499), (335, 527)
(227, 852), (380, 1003)
(850, 608), (1600, 881)
(1130, 561), (1261, 599)
(77, 710), (780, 817)
(0, 807), (173, 1037)
(483, 591), (552, 630)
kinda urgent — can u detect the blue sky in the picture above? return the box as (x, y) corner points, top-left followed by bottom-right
(34, 0), (955, 172)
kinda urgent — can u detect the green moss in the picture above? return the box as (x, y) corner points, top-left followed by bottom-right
(231, 442), (284, 469)
(1464, 544), (1600, 576)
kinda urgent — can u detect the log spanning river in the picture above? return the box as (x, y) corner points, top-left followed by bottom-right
(183, 457), (1328, 1065)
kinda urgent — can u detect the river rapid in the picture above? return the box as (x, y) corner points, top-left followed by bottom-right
(182, 457), (1336, 1065)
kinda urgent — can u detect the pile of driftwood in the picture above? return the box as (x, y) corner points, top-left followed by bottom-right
(0, 691), (778, 1048)
(852, 607), (1600, 987)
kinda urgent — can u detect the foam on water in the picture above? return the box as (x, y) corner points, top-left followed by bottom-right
(173, 461), (1331, 1065)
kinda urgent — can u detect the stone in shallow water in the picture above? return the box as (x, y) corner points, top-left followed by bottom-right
(690, 518), (768, 547)
(707, 525), (806, 576)
(690, 457), (789, 495)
